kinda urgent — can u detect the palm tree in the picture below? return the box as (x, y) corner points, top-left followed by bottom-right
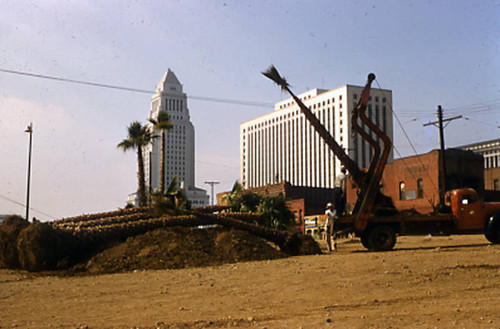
(257, 195), (294, 230)
(150, 175), (191, 217)
(149, 110), (173, 194)
(117, 121), (154, 207)
(262, 66), (366, 185)
(222, 180), (243, 209)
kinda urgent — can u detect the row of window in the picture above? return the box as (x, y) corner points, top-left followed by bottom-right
(278, 93), (387, 110)
(243, 116), (337, 188)
(484, 154), (500, 169)
(244, 106), (340, 133)
(165, 98), (184, 112)
(353, 94), (387, 103)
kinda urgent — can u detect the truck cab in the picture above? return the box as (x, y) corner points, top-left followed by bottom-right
(449, 188), (500, 232)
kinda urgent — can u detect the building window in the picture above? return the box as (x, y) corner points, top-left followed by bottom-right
(399, 182), (406, 201)
(382, 106), (387, 132)
(417, 179), (424, 199)
(494, 179), (499, 191)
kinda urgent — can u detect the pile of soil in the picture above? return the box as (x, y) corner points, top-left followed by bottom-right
(74, 226), (287, 274)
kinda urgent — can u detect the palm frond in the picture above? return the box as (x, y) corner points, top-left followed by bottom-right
(149, 111), (174, 131)
(231, 180), (242, 194)
(127, 121), (143, 138)
(261, 65), (289, 91)
(116, 139), (134, 151)
(166, 175), (179, 194)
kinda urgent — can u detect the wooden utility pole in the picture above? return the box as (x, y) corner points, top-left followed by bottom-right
(423, 106), (462, 208)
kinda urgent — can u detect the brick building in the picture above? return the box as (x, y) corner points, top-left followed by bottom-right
(345, 149), (484, 214)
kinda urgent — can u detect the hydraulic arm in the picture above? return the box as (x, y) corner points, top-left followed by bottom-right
(262, 66), (395, 230)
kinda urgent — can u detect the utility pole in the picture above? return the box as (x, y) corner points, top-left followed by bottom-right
(423, 106), (462, 208)
(204, 181), (220, 205)
(25, 123), (33, 221)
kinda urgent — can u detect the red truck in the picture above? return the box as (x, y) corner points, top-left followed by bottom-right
(263, 66), (500, 251)
(349, 188), (500, 251)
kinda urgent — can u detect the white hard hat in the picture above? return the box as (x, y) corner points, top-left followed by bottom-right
(326, 203), (333, 208)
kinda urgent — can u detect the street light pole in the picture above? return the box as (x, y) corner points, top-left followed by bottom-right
(204, 181), (220, 205)
(25, 123), (33, 221)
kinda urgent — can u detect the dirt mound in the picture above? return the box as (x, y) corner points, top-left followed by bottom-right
(76, 226), (287, 274)
(17, 222), (75, 271)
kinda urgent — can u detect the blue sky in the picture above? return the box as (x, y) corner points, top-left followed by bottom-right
(0, 0), (498, 220)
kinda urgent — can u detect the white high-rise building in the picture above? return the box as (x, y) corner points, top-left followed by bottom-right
(143, 69), (209, 207)
(240, 84), (393, 189)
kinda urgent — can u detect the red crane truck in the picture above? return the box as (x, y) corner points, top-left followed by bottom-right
(263, 66), (500, 251)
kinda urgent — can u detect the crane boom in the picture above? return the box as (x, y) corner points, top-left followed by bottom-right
(262, 66), (395, 231)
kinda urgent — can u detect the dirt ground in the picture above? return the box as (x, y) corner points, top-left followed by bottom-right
(1, 234), (499, 329)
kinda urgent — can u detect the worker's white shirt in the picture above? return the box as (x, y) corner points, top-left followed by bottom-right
(335, 172), (346, 189)
(325, 209), (336, 228)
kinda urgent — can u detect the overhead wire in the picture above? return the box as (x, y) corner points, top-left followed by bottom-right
(0, 193), (57, 219)
(0, 68), (274, 108)
(463, 117), (500, 129)
(0, 68), (250, 215)
(374, 79), (439, 206)
(2, 67), (496, 208)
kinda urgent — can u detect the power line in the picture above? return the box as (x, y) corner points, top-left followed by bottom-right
(463, 117), (500, 129)
(0, 193), (56, 219)
(374, 79), (440, 201)
(0, 68), (274, 108)
(196, 160), (239, 170)
(446, 98), (500, 111)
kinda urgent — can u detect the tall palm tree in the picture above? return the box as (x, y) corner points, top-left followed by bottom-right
(222, 180), (243, 209)
(117, 121), (154, 207)
(149, 110), (173, 194)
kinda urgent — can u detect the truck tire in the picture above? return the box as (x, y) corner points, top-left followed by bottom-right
(368, 225), (396, 251)
(485, 213), (500, 244)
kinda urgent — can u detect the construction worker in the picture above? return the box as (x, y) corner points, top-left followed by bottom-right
(324, 203), (337, 251)
(333, 166), (347, 217)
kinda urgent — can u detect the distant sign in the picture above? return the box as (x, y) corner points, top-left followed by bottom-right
(305, 219), (317, 228)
